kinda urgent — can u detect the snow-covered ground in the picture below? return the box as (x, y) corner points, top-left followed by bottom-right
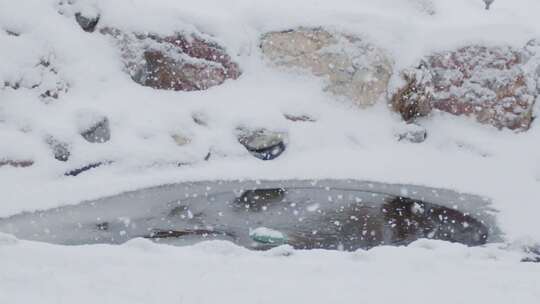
(1, 235), (539, 304)
(1, 0), (540, 302)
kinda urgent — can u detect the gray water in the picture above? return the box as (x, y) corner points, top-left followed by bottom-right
(0, 180), (501, 250)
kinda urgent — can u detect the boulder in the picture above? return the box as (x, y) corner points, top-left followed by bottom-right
(392, 45), (537, 131)
(102, 28), (241, 91)
(261, 27), (393, 107)
(237, 128), (287, 160)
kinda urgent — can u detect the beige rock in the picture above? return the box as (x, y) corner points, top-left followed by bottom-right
(261, 28), (393, 107)
(171, 134), (191, 146)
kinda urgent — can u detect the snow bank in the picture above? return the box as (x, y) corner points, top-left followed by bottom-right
(0, 238), (538, 304)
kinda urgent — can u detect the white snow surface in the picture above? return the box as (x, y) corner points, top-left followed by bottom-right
(1, 236), (539, 304)
(1, 0), (540, 302)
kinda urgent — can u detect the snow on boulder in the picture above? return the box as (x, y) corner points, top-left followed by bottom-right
(101, 28), (241, 91)
(260, 27), (393, 107)
(391, 45), (538, 131)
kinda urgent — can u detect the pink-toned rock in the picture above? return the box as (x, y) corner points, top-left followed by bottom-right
(102, 28), (241, 91)
(392, 45), (537, 131)
(0, 159), (33, 168)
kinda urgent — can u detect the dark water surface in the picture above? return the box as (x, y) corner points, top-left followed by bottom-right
(0, 180), (501, 250)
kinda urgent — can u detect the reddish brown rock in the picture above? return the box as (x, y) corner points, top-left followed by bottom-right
(392, 45), (537, 131)
(102, 28), (241, 91)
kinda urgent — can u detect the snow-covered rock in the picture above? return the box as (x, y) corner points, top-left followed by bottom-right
(45, 136), (70, 162)
(74, 12), (99, 33)
(101, 28), (241, 91)
(77, 113), (110, 143)
(261, 27), (393, 107)
(237, 128), (287, 160)
(392, 45), (538, 131)
(1, 54), (68, 102)
(395, 123), (427, 143)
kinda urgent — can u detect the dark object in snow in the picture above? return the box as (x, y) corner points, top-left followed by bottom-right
(46, 137), (70, 162)
(396, 124), (427, 143)
(284, 113), (316, 122)
(521, 245), (540, 263)
(80, 117), (110, 143)
(5, 29), (20, 36)
(392, 45), (537, 131)
(237, 128), (287, 160)
(484, 0), (494, 10)
(64, 162), (105, 177)
(75, 13), (99, 33)
(0, 180), (498, 251)
(0, 159), (33, 168)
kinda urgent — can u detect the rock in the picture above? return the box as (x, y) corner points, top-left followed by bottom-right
(261, 27), (393, 107)
(284, 113), (316, 122)
(5, 29), (20, 36)
(75, 12), (99, 33)
(409, 0), (436, 15)
(395, 123), (427, 143)
(522, 245), (540, 263)
(171, 133), (191, 146)
(64, 162), (106, 177)
(0, 159), (33, 168)
(102, 28), (241, 91)
(237, 128), (287, 160)
(3, 56), (68, 101)
(79, 115), (110, 143)
(192, 112), (209, 126)
(46, 137), (70, 161)
(392, 45), (537, 131)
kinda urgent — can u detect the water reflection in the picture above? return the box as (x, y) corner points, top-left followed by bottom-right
(0, 180), (497, 251)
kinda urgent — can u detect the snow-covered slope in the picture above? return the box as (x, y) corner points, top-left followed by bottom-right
(1, 0), (540, 301)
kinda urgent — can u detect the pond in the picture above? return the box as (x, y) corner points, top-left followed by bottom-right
(0, 180), (501, 251)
